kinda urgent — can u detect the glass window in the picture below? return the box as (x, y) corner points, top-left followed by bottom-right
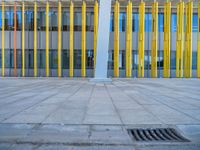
(170, 51), (176, 69)
(50, 10), (57, 31)
(74, 12), (81, 31)
(193, 14), (198, 32)
(110, 12), (114, 32)
(108, 50), (113, 69)
(38, 50), (45, 69)
(132, 13), (138, 32)
(132, 50), (138, 71)
(171, 13), (177, 32)
(17, 49), (22, 68)
(86, 12), (94, 31)
(62, 11), (70, 31)
(158, 13), (164, 32)
(16, 11), (22, 30)
(119, 13), (126, 32)
(0, 8), (2, 30)
(192, 52), (197, 69)
(5, 9), (13, 30)
(158, 51), (164, 70)
(119, 50), (125, 69)
(74, 50), (81, 69)
(62, 50), (69, 69)
(86, 50), (94, 69)
(37, 10), (46, 31)
(144, 50), (150, 70)
(50, 50), (58, 69)
(28, 49), (34, 69)
(25, 9), (34, 31)
(145, 13), (152, 32)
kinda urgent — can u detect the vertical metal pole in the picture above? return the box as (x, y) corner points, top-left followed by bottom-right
(126, 1), (132, 78)
(138, 2), (145, 78)
(34, 1), (37, 77)
(14, 3), (17, 76)
(1, 1), (4, 77)
(114, 0), (119, 77)
(69, 1), (74, 77)
(184, 1), (193, 78)
(57, 1), (62, 77)
(163, 1), (171, 78)
(176, 1), (184, 78)
(22, 2), (25, 77)
(81, 1), (86, 77)
(151, 1), (158, 78)
(46, 1), (49, 77)
(94, 0), (98, 71)
(198, 3), (200, 78)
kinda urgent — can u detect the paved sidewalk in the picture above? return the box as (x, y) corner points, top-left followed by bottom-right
(0, 78), (200, 149)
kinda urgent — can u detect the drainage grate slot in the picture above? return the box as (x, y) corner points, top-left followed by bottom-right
(128, 128), (190, 142)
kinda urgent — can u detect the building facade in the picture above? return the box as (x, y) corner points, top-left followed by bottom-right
(0, 0), (200, 78)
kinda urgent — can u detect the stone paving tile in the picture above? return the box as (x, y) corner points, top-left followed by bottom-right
(0, 78), (200, 125)
(83, 115), (122, 124)
(0, 144), (12, 150)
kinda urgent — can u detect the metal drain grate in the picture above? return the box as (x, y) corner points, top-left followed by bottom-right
(128, 128), (190, 142)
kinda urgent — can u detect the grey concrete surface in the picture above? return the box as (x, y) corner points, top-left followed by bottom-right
(0, 78), (200, 150)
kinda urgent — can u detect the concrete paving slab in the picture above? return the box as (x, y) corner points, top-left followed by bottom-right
(0, 78), (200, 149)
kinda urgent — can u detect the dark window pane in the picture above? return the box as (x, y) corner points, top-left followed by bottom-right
(74, 12), (81, 31)
(110, 13), (114, 32)
(28, 49), (34, 68)
(74, 50), (81, 69)
(120, 13), (126, 32)
(50, 11), (57, 31)
(108, 50), (113, 69)
(16, 11), (22, 30)
(50, 50), (58, 69)
(192, 52), (197, 69)
(62, 11), (70, 31)
(17, 49), (22, 68)
(170, 51), (176, 69)
(132, 13), (139, 32)
(25, 10), (34, 31)
(86, 50), (94, 69)
(62, 50), (69, 69)
(86, 12), (94, 31)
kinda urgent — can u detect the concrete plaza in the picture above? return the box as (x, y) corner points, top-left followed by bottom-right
(0, 78), (200, 149)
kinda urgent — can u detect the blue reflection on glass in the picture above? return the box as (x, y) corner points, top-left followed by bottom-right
(158, 13), (164, 32)
(132, 13), (138, 32)
(119, 12), (126, 32)
(145, 13), (152, 32)
(171, 13), (177, 32)
(193, 14), (198, 32)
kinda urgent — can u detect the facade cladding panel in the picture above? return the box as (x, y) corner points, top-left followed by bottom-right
(0, 0), (199, 78)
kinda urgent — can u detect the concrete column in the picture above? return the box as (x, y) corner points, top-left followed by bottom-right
(92, 0), (112, 81)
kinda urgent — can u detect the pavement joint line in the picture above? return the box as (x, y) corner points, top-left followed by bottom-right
(1, 92), (59, 123)
(105, 83), (124, 126)
(1, 141), (199, 147)
(111, 80), (165, 125)
(41, 83), (87, 124)
(132, 83), (200, 122)
(81, 82), (96, 124)
(119, 79), (200, 121)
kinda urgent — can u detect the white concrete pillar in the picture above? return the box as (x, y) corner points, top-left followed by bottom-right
(92, 0), (112, 81)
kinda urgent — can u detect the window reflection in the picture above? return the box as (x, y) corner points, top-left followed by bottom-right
(171, 13), (177, 32)
(62, 11), (70, 31)
(74, 12), (81, 31)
